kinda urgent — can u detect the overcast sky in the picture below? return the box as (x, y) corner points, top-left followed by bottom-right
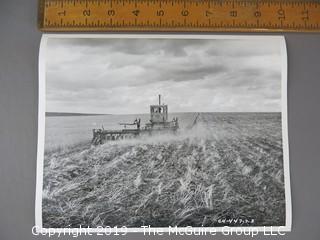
(45, 37), (283, 114)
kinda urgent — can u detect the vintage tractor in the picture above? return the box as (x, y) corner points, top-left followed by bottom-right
(91, 95), (179, 145)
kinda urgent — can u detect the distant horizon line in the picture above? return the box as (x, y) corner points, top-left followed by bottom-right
(46, 111), (281, 117)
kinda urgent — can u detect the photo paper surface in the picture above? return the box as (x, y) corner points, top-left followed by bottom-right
(36, 34), (291, 232)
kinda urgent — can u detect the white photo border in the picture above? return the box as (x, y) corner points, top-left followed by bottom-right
(36, 34), (291, 233)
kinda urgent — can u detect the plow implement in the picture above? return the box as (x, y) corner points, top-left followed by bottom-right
(92, 129), (140, 145)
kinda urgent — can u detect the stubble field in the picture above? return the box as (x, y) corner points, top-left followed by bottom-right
(42, 113), (285, 228)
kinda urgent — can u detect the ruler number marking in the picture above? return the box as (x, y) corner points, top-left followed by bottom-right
(132, 9), (140, 16)
(57, 10), (66, 17)
(156, 10), (165, 17)
(181, 10), (189, 17)
(83, 9), (91, 17)
(206, 11), (213, 17)
(277, 9), (285, 21)
(107, 9), (115, 16)
(254, 11), (261, 18)
(230, 10), (237, 17)
(301, 10), (309, 21)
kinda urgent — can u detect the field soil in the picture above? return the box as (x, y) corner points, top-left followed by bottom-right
(42, 113), (285, 227)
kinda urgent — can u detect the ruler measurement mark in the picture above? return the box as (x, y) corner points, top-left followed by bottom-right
(39, 0), (320, 32)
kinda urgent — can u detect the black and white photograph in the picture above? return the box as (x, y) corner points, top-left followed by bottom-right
(36, 35), (291, 231)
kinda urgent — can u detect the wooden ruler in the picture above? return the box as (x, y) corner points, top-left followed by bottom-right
(38, 0), (320, 32)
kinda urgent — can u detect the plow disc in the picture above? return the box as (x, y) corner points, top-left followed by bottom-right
(92, 129), (139, 145)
